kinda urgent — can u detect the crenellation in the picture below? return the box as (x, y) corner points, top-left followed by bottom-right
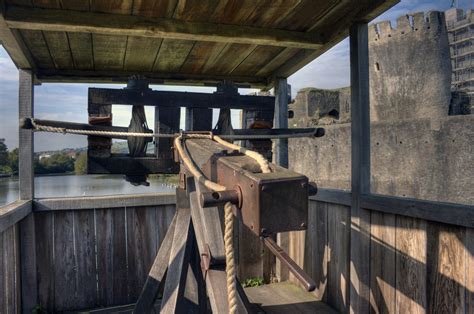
(426, 11), (444, 30)
(372, 12), (447, 41)
(396, 15), (413, 33)
(412, 12), (426, 30)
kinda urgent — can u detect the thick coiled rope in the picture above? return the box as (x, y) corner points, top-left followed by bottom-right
(173, 133), (271, 314)
(28, 118), (319, 140)
(128, 105), (149, 157)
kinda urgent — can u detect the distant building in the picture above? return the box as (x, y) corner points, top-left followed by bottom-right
(445, 8), (474, 113)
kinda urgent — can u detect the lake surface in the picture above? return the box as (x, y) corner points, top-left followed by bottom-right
(0, 175), (176, 206)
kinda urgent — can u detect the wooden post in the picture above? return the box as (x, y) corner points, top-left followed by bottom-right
(349, 22), (371, 314)
(273, 78), (290, 282)
(18, 69), (37, 313)
(273, 78), (289, 167)
(185, 108), (213, 131)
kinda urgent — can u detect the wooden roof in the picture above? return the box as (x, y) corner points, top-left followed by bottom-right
(0, 0), (397, 88)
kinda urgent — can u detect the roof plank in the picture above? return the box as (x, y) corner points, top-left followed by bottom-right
(68, 32), (93, 70)
(153, 39), (194, 73)
(42, 31), (73, 69)
(92, 34), (126, 70)
(4, 5), (324, 49)
(124, 36), (162, 72)
(20, 29), (54, 68)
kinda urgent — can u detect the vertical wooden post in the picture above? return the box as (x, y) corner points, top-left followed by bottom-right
(349, 22), (371, 314)
(273, 78), (290, 282)
(155, 107), (180, 159)
(18, 69), (37, 313)
(273, 78), (289, 167)
(185, 108), (213, 131)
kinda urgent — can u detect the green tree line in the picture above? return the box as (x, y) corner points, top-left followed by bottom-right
(0, 139), (88, 175)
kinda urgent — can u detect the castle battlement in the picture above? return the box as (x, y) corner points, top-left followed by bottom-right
(445, 8), (473, 27)
(369, 11), (446, 41)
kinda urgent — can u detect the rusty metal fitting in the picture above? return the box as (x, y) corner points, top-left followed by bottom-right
(200, 188), (242, 208)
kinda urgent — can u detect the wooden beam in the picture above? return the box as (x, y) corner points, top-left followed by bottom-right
(349, 22), (371, 314)
(89, 88), (274, 111)
(0, 200), (32, 233)
(135, 212), (177, 313)
(34, 193), (176, 211)
(5, 6), (324, 49)
(273, 77), (289, 282)
(272, 78), (289, 167)
(310, 188), (352, 207)
(18, 69), (37, 314)
(0, 4), (35, 69)
(361, 194), (474, 229)
(35, 69), (268, 88)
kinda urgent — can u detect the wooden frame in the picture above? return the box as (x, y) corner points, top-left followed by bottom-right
(18, 69), (37, 314)
(0, 200), (31, 233)
(5, 5), (324, 50)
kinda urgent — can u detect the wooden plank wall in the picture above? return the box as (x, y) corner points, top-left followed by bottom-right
(0, 223), (21, 313)
(34, 204), (175, 312)
(288, 200), (474, 313)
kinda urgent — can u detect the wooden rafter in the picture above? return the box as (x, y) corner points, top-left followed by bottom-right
(35, 68), (268, 87)
(0, 5), (35, 69)
(4, 5), (324, 50)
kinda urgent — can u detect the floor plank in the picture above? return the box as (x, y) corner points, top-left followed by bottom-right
(244, 282), (338, 314)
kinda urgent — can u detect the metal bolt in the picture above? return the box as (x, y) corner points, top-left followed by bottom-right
(300, 222), (307, 228)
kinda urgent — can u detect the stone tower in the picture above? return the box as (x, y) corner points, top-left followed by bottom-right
(369, 12), (452, 122)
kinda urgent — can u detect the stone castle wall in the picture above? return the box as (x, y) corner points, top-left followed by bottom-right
(369, 11), (452, 122)
(288, 11), (473, 205)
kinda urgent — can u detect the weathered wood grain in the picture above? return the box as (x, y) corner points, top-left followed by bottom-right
(370, 212), (396, 314)
(42, 31), (73, 69)
(307, 201), (329, 301)
(74, 209), (98, 309)
(0, 200), (31, 233)
(467, 227), (474, 314)
(327, 204), (350, 313)
(5, 6), (325, 49)
(134, 212), (177, 313)
(153, 39), (195, 73)
(124, 36), (162, 72)
(96, 208), (129, 306)
(126, 206), (160, 301)
(35, 212), (55, 310)
(19, 69), (37, 314)
(35, 193), (176, 211)
(92, 34), (126, 70)
(361, 194), (474, 229)
(1, 224), (20, 313)
(0, 4), (36, 69)
(20, 29), (54, 68)
(160, 206), (193, 313)
(349, 22), (372, 314)
(68, 32), (94, 70)
(395, 216), (426, 314)
(427, 222), (465, 314)
(53, 211), (78, 310)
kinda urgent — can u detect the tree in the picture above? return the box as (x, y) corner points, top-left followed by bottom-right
(0, 139), (8, 166)
(74, 152), (87, 175)
(8, 148), (19, 174)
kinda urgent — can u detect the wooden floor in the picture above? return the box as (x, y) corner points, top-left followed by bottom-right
(245, 282), (338, 314)
(78, 282), (337, 313)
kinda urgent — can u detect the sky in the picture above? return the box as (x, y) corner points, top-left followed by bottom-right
(0, 0), (468, 151)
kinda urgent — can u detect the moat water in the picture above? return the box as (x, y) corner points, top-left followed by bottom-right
(0, 175), (176, 206)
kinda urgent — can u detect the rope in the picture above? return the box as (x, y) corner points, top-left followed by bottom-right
(31, 116), (274, 312)
(128, 105), (149, 156)
(173, 133), (271, 314)
(29, 119), (318, 140)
